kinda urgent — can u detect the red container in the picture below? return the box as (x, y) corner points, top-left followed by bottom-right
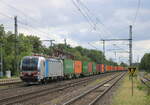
(112, 66), (115, 71)
(110, 66), (112, 71)
(100, 64), (104, 73)
(112, 66), (114, 71)
(117, 66), (119, 71)
(88, 62), (93, 73)
(106, 65), (109, 72)
(115, 66), (117, 71)
(96, 64), (100, 72)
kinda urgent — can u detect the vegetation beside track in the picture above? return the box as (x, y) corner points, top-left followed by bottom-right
(144, 72), (150, 79)
(111, 74), (150, 105)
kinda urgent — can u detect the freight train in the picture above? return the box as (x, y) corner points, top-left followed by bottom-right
(20, 55), (127, 84)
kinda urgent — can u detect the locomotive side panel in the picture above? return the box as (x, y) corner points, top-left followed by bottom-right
(46, 59), (64, 78)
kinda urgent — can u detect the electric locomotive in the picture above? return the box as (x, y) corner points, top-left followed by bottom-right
(20, 56), (46, 84)
(20, 56), (63, 84)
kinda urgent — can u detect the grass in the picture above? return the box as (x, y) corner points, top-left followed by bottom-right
(111, 74), (150, 105)
(144, 72), (150, 79)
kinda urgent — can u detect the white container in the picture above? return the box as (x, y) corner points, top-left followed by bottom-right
(45, 59), (63, 78)
(6, 71), (11, 78)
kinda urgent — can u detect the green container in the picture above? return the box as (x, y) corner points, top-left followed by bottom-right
(92, 63), (97, 73)
(63, 59), (74, 74)
(82, 61), (88, 74)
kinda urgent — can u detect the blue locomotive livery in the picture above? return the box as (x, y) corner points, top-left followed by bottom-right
(20, 56), (63, 84)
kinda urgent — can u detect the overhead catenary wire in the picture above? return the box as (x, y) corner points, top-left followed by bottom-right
(0, 12), (53, 40)
(71, 0), (103, 37)
(71, 0), (94, 29)
(88, 42), (98, 50)
(0, 0), (56, 41)
(76, 0), (113, 35)
(71, 0), (103, 50)
(133, 0), (141, 26)
(75, 0), (97, 30)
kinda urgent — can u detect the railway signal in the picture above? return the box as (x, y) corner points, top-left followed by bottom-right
(128, 67), (136, 96)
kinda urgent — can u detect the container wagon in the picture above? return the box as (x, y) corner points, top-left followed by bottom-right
(96, 64), (101, 74)
(92, 63), (97, 75)
(88, 62), (93, 75)
(74, 60), (82, 77)
(63, 59), (74, 79)
(82, 61), (89, 76)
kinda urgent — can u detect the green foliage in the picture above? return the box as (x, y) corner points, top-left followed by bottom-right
(120, 62), (128, 67)
(0, 25), (35, 75)
(139, 53), (150, 72)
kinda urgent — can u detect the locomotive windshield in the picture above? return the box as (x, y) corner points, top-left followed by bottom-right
(21, 57), (38, 71)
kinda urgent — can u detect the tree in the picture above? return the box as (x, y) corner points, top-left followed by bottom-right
(139, 53), (150, 72)
(120, 62), (128, 67)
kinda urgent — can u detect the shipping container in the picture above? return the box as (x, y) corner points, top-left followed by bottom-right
(45, 58), (63, 77)
(100, 64), (104, 73)
(115, 66), (117, 71)
(88, 62), (93, 73)
(113, 66), (115, 71)
(109, 66), (111, 71)
(74, 60), (82, 74)
(110, 66), (112, 71)
(96, 64), (101, 73)
(82, 61), (88, 75)
(111, 66), (114, 71)
(92, 63), (97, 74)
(106, 65), (109, 72)
(63, 59), (74, 75)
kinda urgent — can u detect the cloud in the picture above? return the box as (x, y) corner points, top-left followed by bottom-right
(0, 0), (149, 63)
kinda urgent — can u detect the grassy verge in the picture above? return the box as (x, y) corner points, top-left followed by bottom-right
(111, 74), (150, 105)
(144, 72), (150, 79)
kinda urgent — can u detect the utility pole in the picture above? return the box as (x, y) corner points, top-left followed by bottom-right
(64, 39), (67, 46)
(42, 39), (55, 47)
(14, 16), (18, 73)
(0, 44), (3, 77)
(42, 40), (55, 55)
(49, 40), (55, 56)
(129, 25), (134, 96)
(129, 25), (132, 66)
(49, 40), (55, 47)
(102, 40), (105, 72)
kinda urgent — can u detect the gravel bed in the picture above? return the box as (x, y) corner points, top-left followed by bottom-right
(23, 73), (119, 105)
(94, 73), (126, 105)
(0, 74), (104, 100)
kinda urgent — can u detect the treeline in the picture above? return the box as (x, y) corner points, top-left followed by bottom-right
(0, 24), (44, 75)
(0, 24), (125, 75)
(53, 44), (118, 66)
(139, 53), (150, 72)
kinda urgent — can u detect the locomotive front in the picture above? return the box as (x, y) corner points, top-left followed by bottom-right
(20, 56), (43, 84)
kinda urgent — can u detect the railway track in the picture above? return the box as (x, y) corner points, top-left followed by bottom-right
(141, 77), (150, 88)
(0, 78), (23, 91)
(0, 73), (111, 98)
(0, 73), (118, 105)
(62, 72), (125, 105)
(0, 82), (24, 91)
(0, 78), (21, 86)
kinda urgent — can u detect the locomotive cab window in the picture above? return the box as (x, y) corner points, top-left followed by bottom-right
(22, 58), (38, 71)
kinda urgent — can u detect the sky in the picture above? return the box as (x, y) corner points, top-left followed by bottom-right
(0, 0), (149, 64)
